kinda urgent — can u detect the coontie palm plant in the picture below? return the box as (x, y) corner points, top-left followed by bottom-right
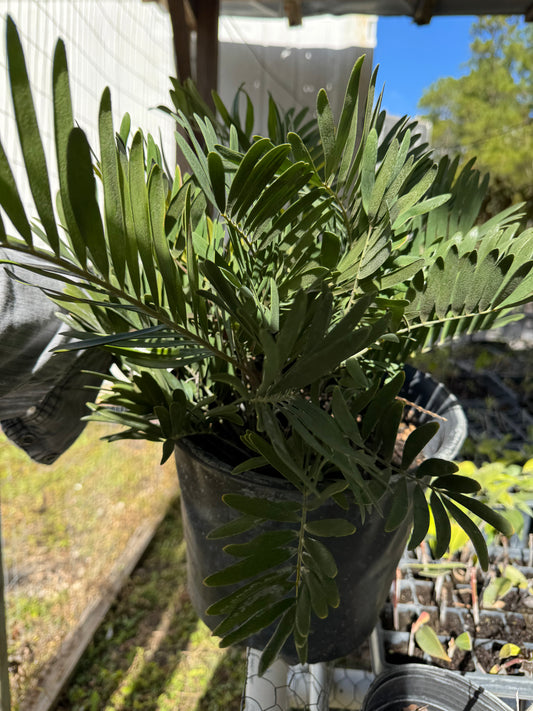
(2, 18), (533, 671)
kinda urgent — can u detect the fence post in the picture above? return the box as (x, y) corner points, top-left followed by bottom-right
(0, 510), (11, 711)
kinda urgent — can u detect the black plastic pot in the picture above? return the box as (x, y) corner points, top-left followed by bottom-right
(361, 663), (513, 711)
(174, 368), (467, 664)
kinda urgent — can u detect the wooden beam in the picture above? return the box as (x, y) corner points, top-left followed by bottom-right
(143, 0), (196, 28)
(413, 0), (437, 25)
(168, 0), (192, 81)
(183, 0), (197, 31)
(284, 0), (303, 26)
(195, 0), (220, 110)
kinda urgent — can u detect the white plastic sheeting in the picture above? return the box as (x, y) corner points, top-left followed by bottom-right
(218, 14), (377, 135)
(0, 0), (176, 213)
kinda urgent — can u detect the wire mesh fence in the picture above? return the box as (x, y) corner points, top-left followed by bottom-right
(241, 648), (374, 711)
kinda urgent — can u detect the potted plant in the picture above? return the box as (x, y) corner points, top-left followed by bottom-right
(1, 17), (533, 673)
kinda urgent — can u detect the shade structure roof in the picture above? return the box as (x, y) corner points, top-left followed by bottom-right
(155, 0), (531, 114)
(221, 1), (532, 23)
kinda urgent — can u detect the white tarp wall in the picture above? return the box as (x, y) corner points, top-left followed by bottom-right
(218, 13), (377, 135)
(1, 4), (378, 209)
(0, 0), (176, 216)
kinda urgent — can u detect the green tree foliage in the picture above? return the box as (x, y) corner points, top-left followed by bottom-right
(419, 17), (533, 220)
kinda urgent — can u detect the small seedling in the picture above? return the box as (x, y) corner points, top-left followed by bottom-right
(455, 631), (473, 651)
(483, 564), (529, 608)
(410, 612), (451, 662)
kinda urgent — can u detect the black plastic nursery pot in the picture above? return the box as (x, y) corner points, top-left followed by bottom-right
(174, 368), (468, 664)
(361, 663), (513, 711)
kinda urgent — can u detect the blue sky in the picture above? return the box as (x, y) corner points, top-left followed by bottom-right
(373, 16), (475, 118)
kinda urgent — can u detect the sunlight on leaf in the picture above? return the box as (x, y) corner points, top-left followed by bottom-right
(499, 643), (521, 659)
(483, 577), (513, 607)
(455, 631), (472, 651)
(414, 624), (451, 662)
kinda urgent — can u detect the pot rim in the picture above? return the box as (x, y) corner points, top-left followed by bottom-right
(177, 366), (467, 491)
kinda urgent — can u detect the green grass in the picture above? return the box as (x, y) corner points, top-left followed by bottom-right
(0, 424), (180, 707)
(53, 498), (246, 711)
(0, 423), (245, 709)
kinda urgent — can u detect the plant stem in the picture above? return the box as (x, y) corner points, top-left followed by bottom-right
(398, 306), (513, 338)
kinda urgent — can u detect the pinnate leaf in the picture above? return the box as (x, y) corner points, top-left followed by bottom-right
(222, 494), (301, 523)
(206, 570), (293, 616)
(429, 491), (451, 560)
(305, 518), (356, 537)
(385, 477), (409, 532)
(442, 496), (489, 570)
(303, 537), (337, 578)
(432, 474), (481, 494)
(401, 421), (440, 469)
(408, 484), (429, 549)
(218, 598), (294, 648)
(444, 491), (514, 537)
(258, 606), (296, 676)
(204, 547), (294, 587)
(224, 530), (297, 557)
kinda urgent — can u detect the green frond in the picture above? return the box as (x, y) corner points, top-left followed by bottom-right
(0, 18), (531, 667)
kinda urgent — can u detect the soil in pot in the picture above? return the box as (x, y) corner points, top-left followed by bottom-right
(380, 546), (533, 677)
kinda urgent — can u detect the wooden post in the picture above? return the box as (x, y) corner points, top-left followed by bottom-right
(414, 0), (437, 25)
(167, 0), (191, 169)
(167, 0), (193, 81)
(195, 0), (220, 109)
(0, 511), (11, 711)
(166, 0), (220, 102)
(166, 0), (220, 167)
(284, 0), (303, 26)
